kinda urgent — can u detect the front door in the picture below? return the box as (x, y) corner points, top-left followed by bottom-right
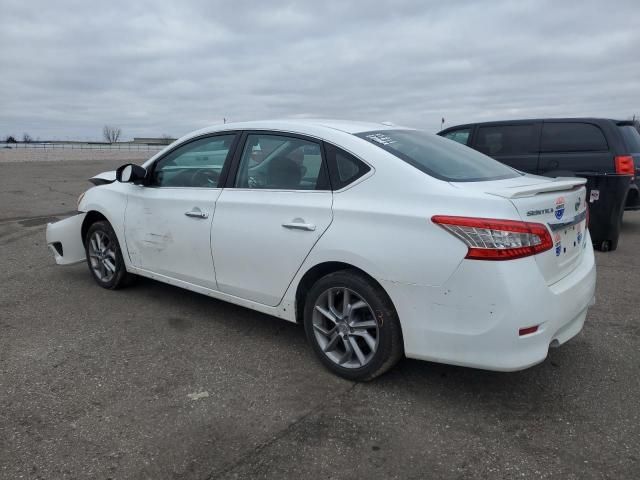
(212, 132), (333, 306)
(124, 133), (238, 289)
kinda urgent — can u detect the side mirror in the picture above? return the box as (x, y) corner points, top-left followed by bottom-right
(116, 163), (147, 184)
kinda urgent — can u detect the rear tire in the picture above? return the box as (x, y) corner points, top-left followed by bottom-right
(84, 220), (132, 289)
(303, 269), (403, 381)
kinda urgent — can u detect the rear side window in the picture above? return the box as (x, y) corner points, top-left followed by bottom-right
(475, 125), (538, 156)
(618, 125), (640, 153)
(541, 123), (608, 152)
(356, 130), (519, 182)
(442, 128), (471, 145)
(324, 143), (370, 189)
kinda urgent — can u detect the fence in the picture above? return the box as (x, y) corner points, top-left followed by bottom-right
(0, 142), (166, 151)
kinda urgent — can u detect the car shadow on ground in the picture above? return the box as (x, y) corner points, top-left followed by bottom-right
(75, 271), (583, 409)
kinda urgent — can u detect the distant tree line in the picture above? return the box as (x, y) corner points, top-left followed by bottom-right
(3, 133), (35, 143)
(103, 125), (122, 143)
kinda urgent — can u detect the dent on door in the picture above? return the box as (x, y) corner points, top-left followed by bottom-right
(126, 205), (175, 265)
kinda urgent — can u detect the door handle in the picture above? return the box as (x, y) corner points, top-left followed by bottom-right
(282, 221), (316, 231)
(185, 208), (209, 219)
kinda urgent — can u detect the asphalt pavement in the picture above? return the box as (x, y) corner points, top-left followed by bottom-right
(1, 159), (638, 479)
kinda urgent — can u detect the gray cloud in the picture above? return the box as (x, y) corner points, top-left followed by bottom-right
(1, 0), (638, 140)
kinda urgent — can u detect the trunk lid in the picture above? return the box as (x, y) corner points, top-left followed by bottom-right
(455, 175), (589, 285)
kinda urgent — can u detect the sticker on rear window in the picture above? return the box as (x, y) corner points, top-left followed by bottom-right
(366, 133), (397, 146)
(589, 190), (600, 203)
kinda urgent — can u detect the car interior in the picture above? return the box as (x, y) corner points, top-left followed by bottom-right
(237, 137), (324, 190)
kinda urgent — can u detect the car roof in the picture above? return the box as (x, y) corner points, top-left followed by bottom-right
(186, 119), (410, 138)
(439, 117), (622, 133)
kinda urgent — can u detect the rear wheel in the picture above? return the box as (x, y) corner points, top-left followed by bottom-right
(303, 270), (403, 381)
(85, 220), (132, 289)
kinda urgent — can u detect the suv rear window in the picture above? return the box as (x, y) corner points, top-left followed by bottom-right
(357, 130), (519, 182)
(541, 123), (608, 152)
(618, 125), (640, 153)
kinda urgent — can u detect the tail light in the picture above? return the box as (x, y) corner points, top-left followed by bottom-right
(432, 216), (553, 260)
(615, 155), (635, 175)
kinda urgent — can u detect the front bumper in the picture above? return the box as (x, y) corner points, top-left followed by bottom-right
(382, 234), (597, 371)
(46, 213), (87, 265)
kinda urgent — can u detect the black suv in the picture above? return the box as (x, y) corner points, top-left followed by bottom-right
(438, 118), (640, 210)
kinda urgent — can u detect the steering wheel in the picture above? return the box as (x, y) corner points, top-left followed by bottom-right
(191, 169), (220, 187)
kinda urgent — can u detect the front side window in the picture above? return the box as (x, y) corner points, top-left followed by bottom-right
(541, 123), (608, 152)
(357, 129), (519, 182)
(442, 128), (471, 145)
(150, 134), (236, 188)
(474, 125), (538, 156)
(234, 134), (328, 190)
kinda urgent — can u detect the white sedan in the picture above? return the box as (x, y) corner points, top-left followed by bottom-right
(46, 120), (596, 380)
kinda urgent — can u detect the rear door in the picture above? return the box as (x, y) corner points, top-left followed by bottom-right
(538, 121), (613, 176)
(211, 132), (333, 306)
(471, 123), (541, 173)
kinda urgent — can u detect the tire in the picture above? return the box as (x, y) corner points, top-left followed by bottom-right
(84, 220), (132, 289)
(303, 269), (403, 381)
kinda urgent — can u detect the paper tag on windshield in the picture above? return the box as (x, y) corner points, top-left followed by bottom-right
(589, 190), (600, 203)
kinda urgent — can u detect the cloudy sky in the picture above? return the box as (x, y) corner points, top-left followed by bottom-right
(1, 0), (638, 141)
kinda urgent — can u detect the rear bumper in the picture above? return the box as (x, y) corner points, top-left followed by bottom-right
(382, 234), (596, 371)
(46, 213), (86, 265)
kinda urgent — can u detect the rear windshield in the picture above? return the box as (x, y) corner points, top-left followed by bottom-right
(618, 125), (640, 153)
(356, 129), (520, 182)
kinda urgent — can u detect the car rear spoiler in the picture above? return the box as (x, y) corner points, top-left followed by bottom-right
(89, 171), (117, 186)
(487, 177), (586, 199)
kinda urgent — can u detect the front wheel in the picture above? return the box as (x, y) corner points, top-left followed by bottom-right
(85, 220), (132, 289)
(303, 270), (403, 381)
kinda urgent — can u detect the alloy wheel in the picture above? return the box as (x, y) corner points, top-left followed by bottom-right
(312, 287), (379, 369)
(88, 230), (117, 283)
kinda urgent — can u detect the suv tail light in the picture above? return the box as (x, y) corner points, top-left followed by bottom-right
(615, 155), (635, 175)
(432, 216), (553, 260)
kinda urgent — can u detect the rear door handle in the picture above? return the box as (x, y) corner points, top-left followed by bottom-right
(282, 221), (316, 231)
(185, 208), (209, 219)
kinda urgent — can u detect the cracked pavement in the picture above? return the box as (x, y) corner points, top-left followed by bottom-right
(1, 158), (639, 479)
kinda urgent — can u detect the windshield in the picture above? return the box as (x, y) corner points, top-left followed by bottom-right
(618, 125), (640, 153)
(356, 129), (519, 182)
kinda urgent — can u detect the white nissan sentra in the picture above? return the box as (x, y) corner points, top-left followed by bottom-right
(46, 120), (596, 380)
